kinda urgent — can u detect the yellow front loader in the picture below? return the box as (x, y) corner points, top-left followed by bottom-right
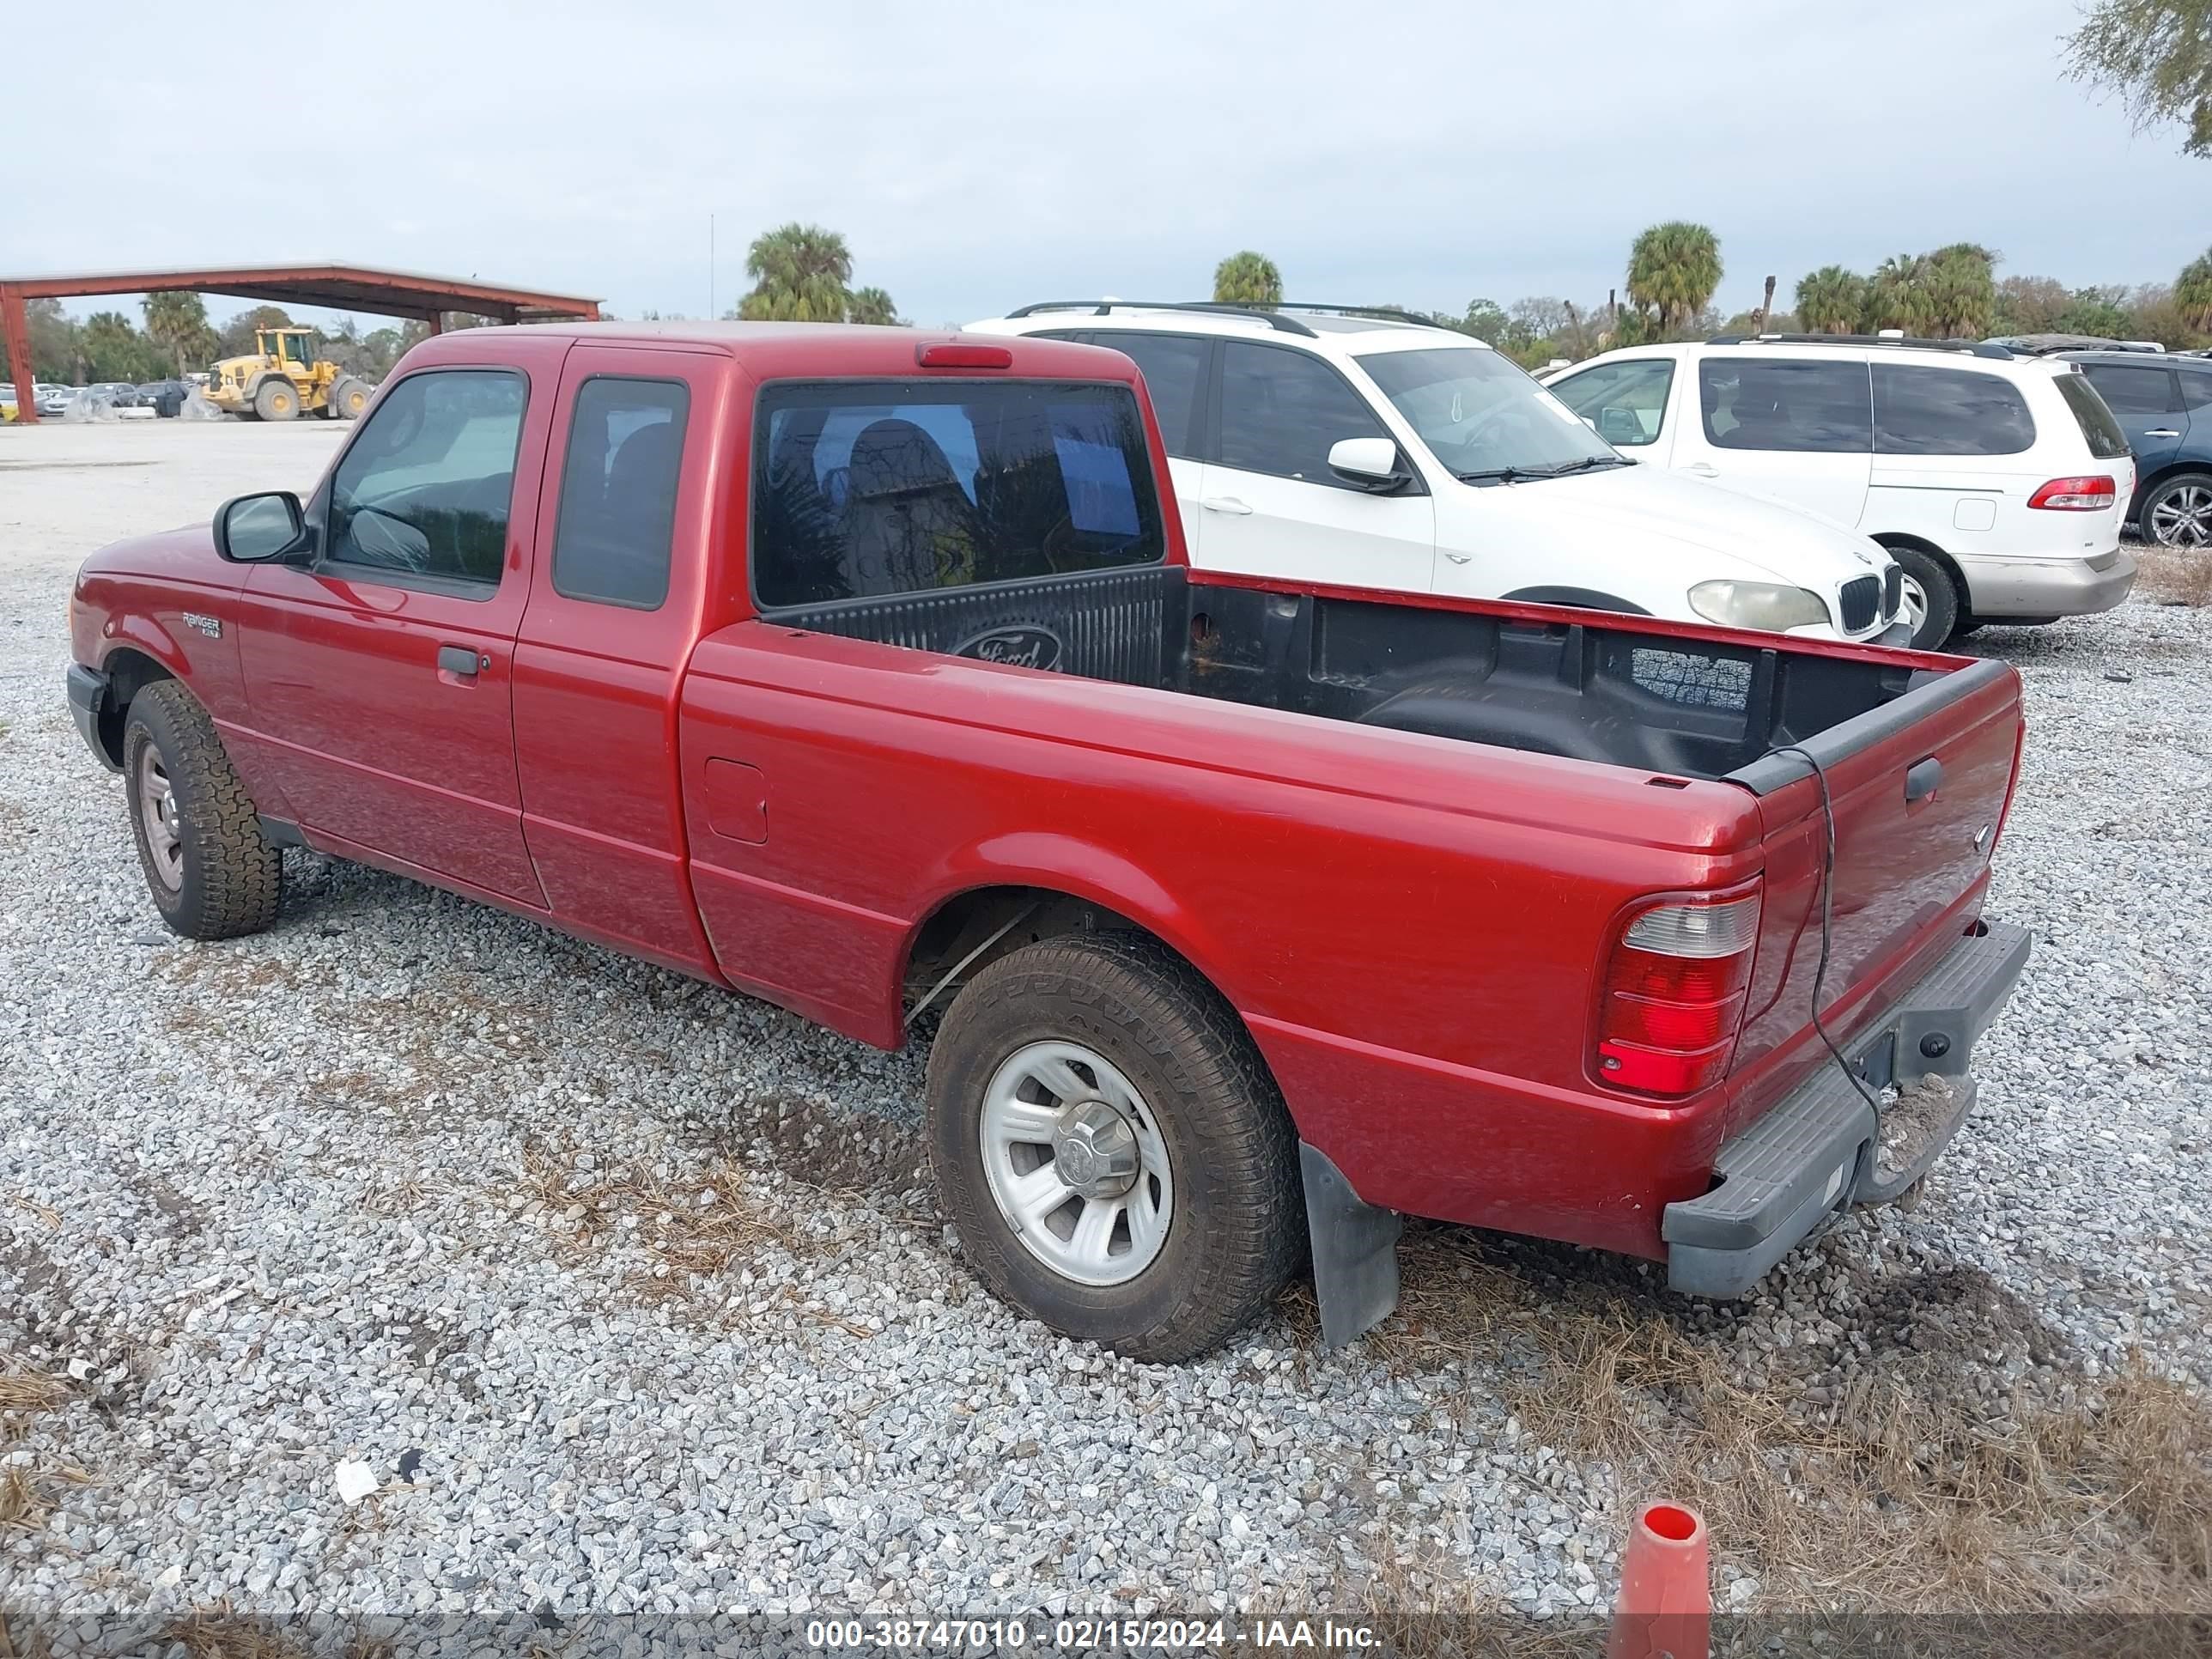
(204, 327), (373, 422)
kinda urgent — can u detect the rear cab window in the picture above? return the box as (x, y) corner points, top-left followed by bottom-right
(1698, 358), (1871, 453)
(751, 380), (1165, 609)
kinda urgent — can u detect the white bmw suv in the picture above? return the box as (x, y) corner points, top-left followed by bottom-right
(967, 302), (1909, 645)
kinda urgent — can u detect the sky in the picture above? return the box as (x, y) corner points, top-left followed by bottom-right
(3, 0), (2203, 336)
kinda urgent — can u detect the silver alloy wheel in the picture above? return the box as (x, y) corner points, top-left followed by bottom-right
(2148, 483), (2212, 548)
(978, 1040), (1173, 1286)
(136, 745), (184, 891)
(1898, 573), (1929, 639)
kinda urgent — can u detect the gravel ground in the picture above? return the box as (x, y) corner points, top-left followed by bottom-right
(1, 422), (2208, 1626)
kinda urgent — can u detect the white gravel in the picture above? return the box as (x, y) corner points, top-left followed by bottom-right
(1, 422), (2208, 1625)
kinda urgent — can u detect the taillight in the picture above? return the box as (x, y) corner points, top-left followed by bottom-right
(1595, 890), (1761, 1098)
(2027, 475), (2117, 510)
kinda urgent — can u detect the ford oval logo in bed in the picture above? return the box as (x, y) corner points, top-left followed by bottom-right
(953, 623), (1064, 672)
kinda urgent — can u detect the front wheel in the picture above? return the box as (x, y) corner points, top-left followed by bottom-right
(1887, 544), (1960, 650)
(2142, 472), (2212, 549)
(927, 933), (1302, 1363)
(252, 378), (297, 422)
(122, 681), (283, 940)
(331, 376), (371, 420)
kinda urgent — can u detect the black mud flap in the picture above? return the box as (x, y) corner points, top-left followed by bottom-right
(1300, 1142), (1401, 1346)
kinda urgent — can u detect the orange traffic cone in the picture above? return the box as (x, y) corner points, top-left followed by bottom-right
(1604, 1502), (1710, 1659)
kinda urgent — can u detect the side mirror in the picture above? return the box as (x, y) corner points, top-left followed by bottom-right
(214, 491), (311, 563)
(1328, 436), (1408, 493)
(1597, 407), (1644, 446)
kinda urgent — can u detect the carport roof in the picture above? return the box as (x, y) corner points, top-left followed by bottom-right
(0, 261), (601, 324)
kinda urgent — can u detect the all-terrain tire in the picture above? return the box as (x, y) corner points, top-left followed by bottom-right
(122, 680), (283, 940)
(927, 931), (1303, 1363)
(332, 376), (371, 420)
(1887, 543), (1961, 650)
(252, 377), (298, 422)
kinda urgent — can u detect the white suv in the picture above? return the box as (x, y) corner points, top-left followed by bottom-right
(1545, 335), (2139, 647)
(967, 303), (1909, 646)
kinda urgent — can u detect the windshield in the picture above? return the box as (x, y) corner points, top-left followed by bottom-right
(1357, 346), (1622, 480)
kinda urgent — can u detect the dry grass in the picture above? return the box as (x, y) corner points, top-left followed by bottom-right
(2136, 545), (2212, 606)
(0, 1368), (69, 1415)
(517, 1137), (798, 1301)
(1338, 1228), (2212, 1627)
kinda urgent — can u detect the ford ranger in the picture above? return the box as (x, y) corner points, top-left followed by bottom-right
(65, 321), (2032, 1361)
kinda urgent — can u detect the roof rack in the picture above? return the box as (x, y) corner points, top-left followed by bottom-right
(1004, 300), (1319, 337)
(1705, 331), (2015, 360)
(1268, 301), (1452, 329)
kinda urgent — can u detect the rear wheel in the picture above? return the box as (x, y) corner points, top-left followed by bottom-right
(927, 933), (1302, 1362)
(1886, 544), (1960, 649)
(252, 378), (298, 422)
(2142, 472), (2212, 549)
(122, 682), (283, 940)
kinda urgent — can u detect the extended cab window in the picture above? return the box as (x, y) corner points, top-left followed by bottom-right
(1873, 365), (2034, 455)
(1216, 343), (1388, 486)
(1698, 358), (1871, 453)
(327, 370), (526, 588)
(752, 380), (1165, 608)
(551, 377), (689, 609)
(1550, 358), (1674, 447)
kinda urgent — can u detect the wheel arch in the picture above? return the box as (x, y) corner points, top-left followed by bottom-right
(90, 645), (179, 765)
(1497, 586), (1650, 614)
(2130, 461), (2212, 520)
(1870, 532), (1971, 610)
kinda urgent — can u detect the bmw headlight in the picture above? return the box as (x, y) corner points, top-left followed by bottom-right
(1687, 580), (1832, 632)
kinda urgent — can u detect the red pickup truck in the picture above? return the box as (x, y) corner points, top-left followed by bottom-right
(66, 322), (2031, 1361)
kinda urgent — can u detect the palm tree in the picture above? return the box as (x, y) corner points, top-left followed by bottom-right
(1863, 254), (1936, 333)
(1921, 243), (1998, 337)
(1625, 222), (1723, 336)
(1793, 266), (1867, 334)
(846, 286), (902, 325)
(738, 223), (854, 322)
(143, 291), (215, 375)
(2177, 248), (2212, 332)
(1212, 251), (1283, 307)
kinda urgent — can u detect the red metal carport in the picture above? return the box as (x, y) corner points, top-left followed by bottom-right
(2, 261), (600, 422)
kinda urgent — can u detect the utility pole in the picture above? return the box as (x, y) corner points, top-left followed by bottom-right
(709, 215), (716, 321)
(1754, 274), (1776, 335)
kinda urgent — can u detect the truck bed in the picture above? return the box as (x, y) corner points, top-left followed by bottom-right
(772, 562), (1962, 783)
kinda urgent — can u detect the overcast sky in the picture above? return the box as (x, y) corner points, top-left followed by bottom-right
(3, 0), (2201, 333)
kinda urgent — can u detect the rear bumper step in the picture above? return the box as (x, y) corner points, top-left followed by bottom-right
(1662, 920), (2031, 1298)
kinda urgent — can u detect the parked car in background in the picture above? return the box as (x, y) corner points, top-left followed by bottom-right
(64, 319), (2032, 1360)
(2061, 349), (2212, 550)
(136, 380), (192, 417)
(89, 382), (141, 408)
(969, 303), (1909, 645)
(37, 386), (82, 418)
(1545, 336), (2137, 647)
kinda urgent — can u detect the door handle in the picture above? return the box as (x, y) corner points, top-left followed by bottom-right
(1905, 756), (1942, 803)
(1200, 496), (1254, 515)
(2144, 428), (2181, 439)
(1685, 462), (1719, 477)
(437, 644), (485, 678)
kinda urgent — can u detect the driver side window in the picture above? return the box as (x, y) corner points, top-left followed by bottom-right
(327, 369), (527, 590)
(1551, 359), (1674, 447)
(1216, 342), (1388, 489)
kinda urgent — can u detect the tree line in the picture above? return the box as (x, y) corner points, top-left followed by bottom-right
(1207, 232), (2212, 368)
